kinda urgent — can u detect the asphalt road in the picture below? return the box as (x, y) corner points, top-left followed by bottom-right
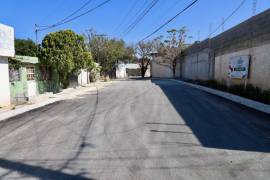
(0, 79), (269, 180)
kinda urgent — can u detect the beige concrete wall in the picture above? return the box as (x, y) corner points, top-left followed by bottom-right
(151, 58), (180, 78)
(182, 49), (213, 80)
(215, 43), (270, 90)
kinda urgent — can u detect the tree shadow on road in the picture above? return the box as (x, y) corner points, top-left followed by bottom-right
(151, 79), (270, 153)
(0, 158), (94, 180)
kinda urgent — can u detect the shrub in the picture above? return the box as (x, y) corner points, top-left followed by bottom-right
(184, 79), (270, 105)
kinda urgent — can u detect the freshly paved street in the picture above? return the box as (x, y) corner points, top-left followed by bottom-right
(0, 79), (269, 180)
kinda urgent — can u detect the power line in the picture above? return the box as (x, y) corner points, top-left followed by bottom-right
(40, 0), (68, 23)
(208, 0), (246, 37)
(113, 0), (140, 34)
(118, 0), (148, 35)
(37, 0), (112, 32)
(122, 0), (159, 36)
(56, 0), (93, 26)
(122, 0), (159, 37)
(38, 0), (92, 28)
(148, 0), (183, 28)
(140, 0), (199, 42)
(143, 0), (185, 40)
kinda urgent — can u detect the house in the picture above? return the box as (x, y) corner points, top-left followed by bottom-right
(0, 23), (14, 107)
(9, 55), (58, 104)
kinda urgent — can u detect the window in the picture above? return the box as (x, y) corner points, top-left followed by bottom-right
(9, 67), (20, 81)
(27, 66), (35, 80)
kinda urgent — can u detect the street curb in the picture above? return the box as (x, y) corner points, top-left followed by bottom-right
(170, 79), (270, 114)
(0, 84), (100, 122)
(0, 97), (63, 122)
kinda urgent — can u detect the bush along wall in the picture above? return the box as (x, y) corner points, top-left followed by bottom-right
(185, 79), (270, 105)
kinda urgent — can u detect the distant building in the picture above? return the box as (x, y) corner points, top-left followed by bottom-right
(116, 62), (150, 79)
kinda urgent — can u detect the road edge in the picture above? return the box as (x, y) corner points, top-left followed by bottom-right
(0, 98), (63, 122)
(0, 84), (102, 122)
(170, 79), (270, 114)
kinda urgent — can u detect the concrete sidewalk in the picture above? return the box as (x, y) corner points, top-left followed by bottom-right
(0, 81), (114, 121)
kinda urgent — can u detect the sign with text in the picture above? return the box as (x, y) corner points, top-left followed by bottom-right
(0, 23), (15, 57)
(229, 55), (250, 79)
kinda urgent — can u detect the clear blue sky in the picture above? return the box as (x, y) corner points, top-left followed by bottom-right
(0, 0), (269, 44)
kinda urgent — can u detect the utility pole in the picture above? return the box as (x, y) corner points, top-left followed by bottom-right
(35, 24), (39, 55)
(208, 23), (212, 80)
(252, 0), (257, 16)
(221, 17), (225, 33)
(197, 30), (200, 42)
(208, 23), (212, 38)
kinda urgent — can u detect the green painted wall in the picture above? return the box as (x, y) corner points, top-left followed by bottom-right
(9, 64), (60, 104)
(35, 64), (60, 94)
(9, 67), (28, 103)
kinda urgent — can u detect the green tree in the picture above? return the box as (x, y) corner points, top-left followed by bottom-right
(15, 38), (37, 56)
(85, 29), (133, 76)
(40, 30), (93, 88)
(123, 45), (137, 63)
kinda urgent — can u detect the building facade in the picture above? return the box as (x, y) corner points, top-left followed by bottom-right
(9, 55), (58, 104)
(0, 23), (15, 107)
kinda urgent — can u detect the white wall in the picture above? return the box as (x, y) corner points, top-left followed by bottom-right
(144, 67), (151, 77)
(0, 24), (15, 57)
(0, 57), (11, 107)
(78, 69), (89, 85)
(116, 63), (127, 79)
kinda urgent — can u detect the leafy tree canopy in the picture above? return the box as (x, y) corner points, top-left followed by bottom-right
(15, 38), (37, 57)
(40, 30), (93, 88)
(85, 29), (135, 75)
